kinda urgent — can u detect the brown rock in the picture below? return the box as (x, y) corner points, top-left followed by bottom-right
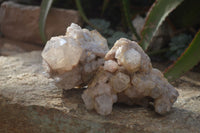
(0, 51), (200, 132)
(0, 1), (82, 44)
(0, 37), (41, 56)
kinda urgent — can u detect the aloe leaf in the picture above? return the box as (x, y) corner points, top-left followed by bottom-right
(164, 30), (200, 81)
(140, 0), (184, 50)
(101, 0), (110, 16)
(122, 0), (140, 41)
(75, 0), (98, 30)
(75, 0), (90, 25)
(39, 0), (53, 43)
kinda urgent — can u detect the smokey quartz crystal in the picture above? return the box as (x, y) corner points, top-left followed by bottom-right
(82, 38), (179, 115)
(42, 23), (109, 90)
(42, 24), (178, 116)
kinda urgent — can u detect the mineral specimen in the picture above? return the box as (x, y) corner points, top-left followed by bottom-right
(42, 24), (178, 116)
(82, 38), (179, 115)
(41, 23), (109, 90)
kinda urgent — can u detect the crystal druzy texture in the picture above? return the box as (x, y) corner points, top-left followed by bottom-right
(42, 23), (109, 90)
(42, 24), (179, 115)
(82, 38), (179, 115)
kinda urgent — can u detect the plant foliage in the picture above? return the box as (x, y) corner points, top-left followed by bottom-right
(38, 0), (200, 82)
(107, 31), (130, 46)
(87, 19), (131, 47)
(164, 30), (200, 81)
(101, 0), (110, 15)
(75, 0), (90, 25)
(166, 34), (192, 61)
(39, 0), (53, 43)
(122, 0), (140, 40)
(140, 0), (184, 50)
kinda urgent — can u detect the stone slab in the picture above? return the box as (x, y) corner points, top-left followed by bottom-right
(0, 51), (200, 133)
(0, 1), (82, 44)
(0, 37), (41, 56)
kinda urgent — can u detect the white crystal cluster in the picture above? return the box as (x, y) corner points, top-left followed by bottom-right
(82, 38), (179, 115)
(42, 23), (109, 90)
(42, 24), (179, 116)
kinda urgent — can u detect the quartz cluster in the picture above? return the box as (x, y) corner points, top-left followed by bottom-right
(42, 24), (179, 116)
(82, 38), (179, 115)
(42, 23), (109, 90)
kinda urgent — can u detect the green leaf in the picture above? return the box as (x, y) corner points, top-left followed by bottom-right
(170, 0), (200, 29)
(101, 0), (110, 16)
(75, 0), (90, 25)
(140, 0), (184, 50)
(165, 33), (192, 61)
(122, 0), (140, 41)
(75, 0), (99, 30)
(164, 30), (200, 81)
(39, 0), (53, 43)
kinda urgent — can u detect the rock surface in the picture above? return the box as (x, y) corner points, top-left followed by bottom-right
(42, 23), (109, 90)
(0, 1), (82, 44)
(0, 51), (200, 132)
(0, 37), (41, 56)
